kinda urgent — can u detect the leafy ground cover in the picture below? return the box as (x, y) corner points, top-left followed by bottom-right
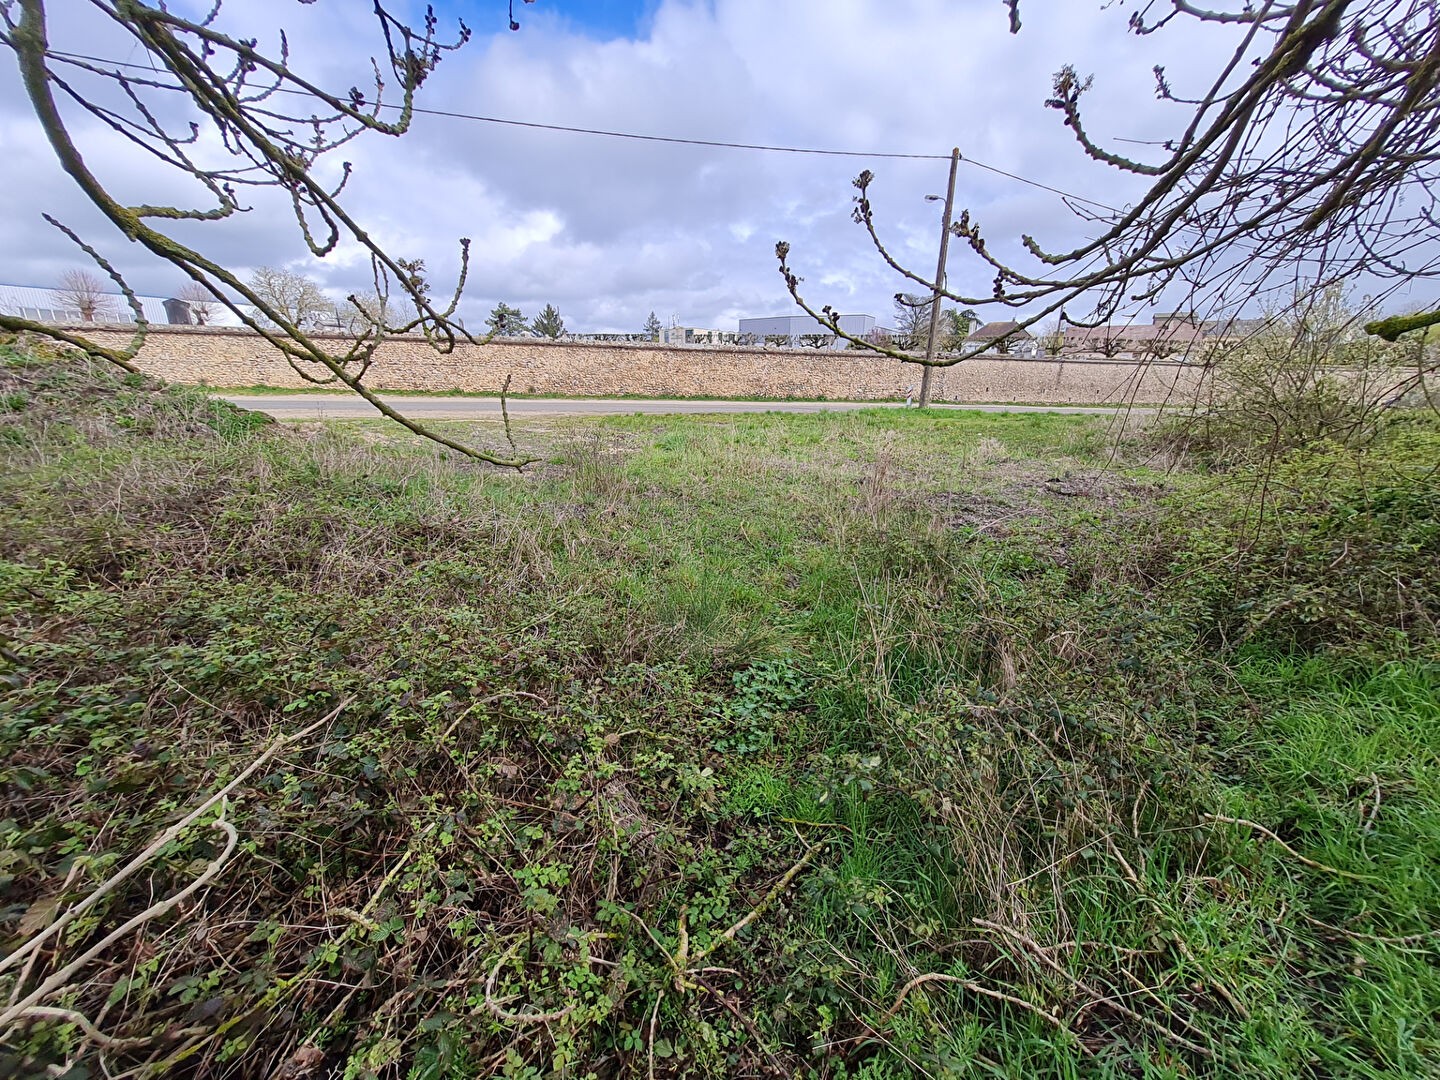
(1, 343), (1436, 1078)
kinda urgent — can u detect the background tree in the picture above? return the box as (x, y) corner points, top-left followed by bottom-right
(893, 293), (934, 351)
(1093, 331), (1128, 359)
(798, 333), (833, 349)
(0, 2), (529, 467)
(644, 311), (663, 340)
(52, 270), (114, 323)
(487, 303), (527, 337)
(1035, 318), (1066, 357)
(335, 291), (393, 335)
(246, 267), (331, 330)
(1137, 334), (1186, 363)
(175, 280), (220, 325)
(531, 303), (566, 339)
(941, 308), (978, 351)
(777, 0), (1440, 400)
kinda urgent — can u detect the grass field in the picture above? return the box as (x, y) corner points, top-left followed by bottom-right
(1, 344), (1437, 1078)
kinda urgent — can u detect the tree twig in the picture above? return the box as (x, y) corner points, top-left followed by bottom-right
(690, 845), (818, 963)
(1203, 813), (1376, 881)
(8, 1005), (150, 1051)
(0, 696), (353, 980)
(0, 819), (239, 1031)
(483, 945), (578, 1025)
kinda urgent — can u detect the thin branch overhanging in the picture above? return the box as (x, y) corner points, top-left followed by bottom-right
(778, 0), (1440, 362)
(0, 0), (533, 468)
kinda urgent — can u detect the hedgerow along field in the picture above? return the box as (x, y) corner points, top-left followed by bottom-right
(1, 341), (1437, 1079)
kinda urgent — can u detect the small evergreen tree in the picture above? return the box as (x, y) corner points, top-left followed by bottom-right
(643, 311), (662, 340)
(487, 302), (526, 336)
(531, 303), (565, 339)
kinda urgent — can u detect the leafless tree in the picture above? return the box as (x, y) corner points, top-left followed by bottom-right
(1136, 333), (1188, 363)
(1035, 318), (1065, 357)
(246, 267), (333, 331)
(52, 269), (114, 323)
(777, 0), (1440, 399)
(335, 291), (393, 336)
(1093, 332), (1129, 359)
(0, 1), (529, 467)
(174, 280), (219, 325)
(892, 293), (932, 351)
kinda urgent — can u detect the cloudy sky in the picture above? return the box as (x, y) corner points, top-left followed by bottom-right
(0, 0), (1333, 333)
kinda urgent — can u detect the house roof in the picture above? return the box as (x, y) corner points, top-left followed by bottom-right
(968, 320), (1033, 341)
(1062, 321), (1206, 345)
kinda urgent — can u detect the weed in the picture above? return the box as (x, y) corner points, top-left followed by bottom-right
(0, 347), (1434, 1078)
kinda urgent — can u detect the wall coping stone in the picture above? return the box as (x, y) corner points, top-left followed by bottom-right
(48, 322), (1195, 369)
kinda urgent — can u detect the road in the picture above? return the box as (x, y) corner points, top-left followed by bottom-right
(221, 394), (1141, 419)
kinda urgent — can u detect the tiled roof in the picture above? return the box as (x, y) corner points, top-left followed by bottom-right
(969, 320), (1033, 340)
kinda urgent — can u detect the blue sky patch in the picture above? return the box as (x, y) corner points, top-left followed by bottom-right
(453, 0), (657, 40)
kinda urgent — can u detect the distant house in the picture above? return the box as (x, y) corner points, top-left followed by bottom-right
(1199, 316), (1269, 340)
(965, 320), (1037, 356)
(1060, 312), (1208, 359)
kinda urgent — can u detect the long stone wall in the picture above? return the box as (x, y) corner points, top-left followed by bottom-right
(79, 325), (1206, 406)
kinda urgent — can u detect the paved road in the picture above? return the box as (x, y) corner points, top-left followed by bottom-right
(222, 394), (1142, 419)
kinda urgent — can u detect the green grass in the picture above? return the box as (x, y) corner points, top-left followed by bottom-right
(0, 343), (1436, 1078)
(208, 384), (1129, 409)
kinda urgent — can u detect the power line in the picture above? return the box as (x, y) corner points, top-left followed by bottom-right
(46, 48), (1122, 212)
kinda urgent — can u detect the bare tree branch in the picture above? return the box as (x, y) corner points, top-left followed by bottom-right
(779, 0), (1440, 358)
(0, 0), (534, 467)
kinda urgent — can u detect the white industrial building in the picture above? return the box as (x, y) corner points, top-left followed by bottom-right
(737, 313), (893, 348)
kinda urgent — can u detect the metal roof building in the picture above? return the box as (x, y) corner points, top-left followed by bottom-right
(0, 282), (242, 327)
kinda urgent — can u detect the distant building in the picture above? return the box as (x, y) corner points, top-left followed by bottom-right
(966, 320), (1038, 357)
(1061, 313), (1208, 359)
(660, 325), (744, 346)
(738, 313), (893, 349)
(0, 282), (241, 327)
(1199, 316), (1269, 339)
(1057, 310), (1279, 359)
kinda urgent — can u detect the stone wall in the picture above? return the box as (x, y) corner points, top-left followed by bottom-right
(79, 325), (1207, 405)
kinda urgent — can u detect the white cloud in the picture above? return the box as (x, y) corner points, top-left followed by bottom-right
(1, 0), (1255, 333)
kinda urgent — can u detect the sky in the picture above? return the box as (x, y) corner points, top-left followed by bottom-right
(4, 0), (1409, 335)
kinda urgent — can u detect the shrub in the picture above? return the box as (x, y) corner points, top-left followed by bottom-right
(1163, 285), (1425, 465)
(1172, 417), (1440, 651)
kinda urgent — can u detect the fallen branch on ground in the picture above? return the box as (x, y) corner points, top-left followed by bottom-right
(0, 696), (353, 979)
(1203, 813), (1376, 881)
(0, 819), (240, 1032)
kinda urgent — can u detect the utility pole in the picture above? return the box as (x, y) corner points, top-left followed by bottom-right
(918, 147), (960, 408)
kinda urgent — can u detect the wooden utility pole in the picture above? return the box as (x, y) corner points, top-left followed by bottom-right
(918, 147), (960, 408)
